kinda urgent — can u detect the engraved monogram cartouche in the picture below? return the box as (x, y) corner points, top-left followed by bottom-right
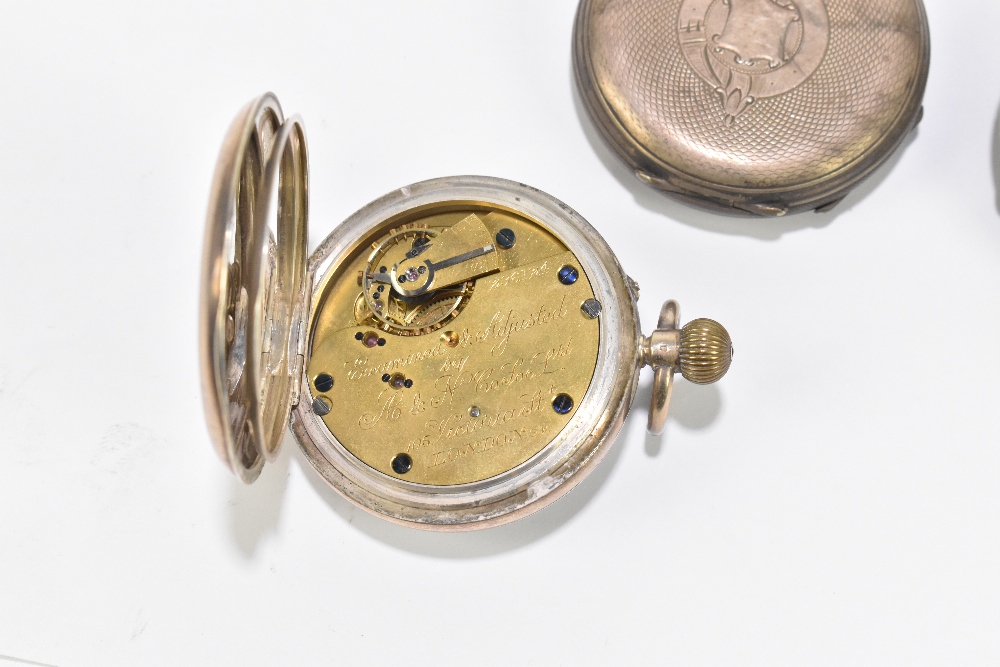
(200, 94), (734, 531)
(678, 0), (829, 124)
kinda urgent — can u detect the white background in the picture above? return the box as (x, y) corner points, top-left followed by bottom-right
(1, 1), (998, 665)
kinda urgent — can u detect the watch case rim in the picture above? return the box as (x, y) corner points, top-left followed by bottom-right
(291, 176), (643, 531)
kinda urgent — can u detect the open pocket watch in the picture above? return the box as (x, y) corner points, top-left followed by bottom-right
(200, 93), (734, 530)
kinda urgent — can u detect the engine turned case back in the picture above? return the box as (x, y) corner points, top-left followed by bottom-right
(573, 0), (930, 217)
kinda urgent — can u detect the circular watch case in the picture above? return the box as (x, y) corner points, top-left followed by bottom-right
(573, 0), (930, 217)
(200, 94), (733, 530)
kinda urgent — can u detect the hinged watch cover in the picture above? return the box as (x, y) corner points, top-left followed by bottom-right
(199, 93), (309, 483)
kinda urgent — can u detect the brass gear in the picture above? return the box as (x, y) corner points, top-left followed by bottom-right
(360, 227), (473, 336)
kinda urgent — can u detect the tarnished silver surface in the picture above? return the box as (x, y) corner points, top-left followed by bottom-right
(574, 0), (930, 216)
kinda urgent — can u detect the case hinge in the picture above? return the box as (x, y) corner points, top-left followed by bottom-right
(289, 318), (307, 407)
(289, 270), (314, 408)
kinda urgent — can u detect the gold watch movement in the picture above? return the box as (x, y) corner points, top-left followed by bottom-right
(200, 93), (733, 530)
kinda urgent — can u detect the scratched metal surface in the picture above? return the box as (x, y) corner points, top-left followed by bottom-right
(587, 0), (926, 188)
(0, 1), (998, 666)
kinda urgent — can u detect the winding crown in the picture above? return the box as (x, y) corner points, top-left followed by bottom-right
(678, 319), (733, 385)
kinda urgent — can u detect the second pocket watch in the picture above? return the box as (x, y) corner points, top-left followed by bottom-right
(200, 93), (734, 531)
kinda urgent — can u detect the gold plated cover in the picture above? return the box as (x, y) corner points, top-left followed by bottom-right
(199, 95), (309, 483)
(574, 0), (930, 216)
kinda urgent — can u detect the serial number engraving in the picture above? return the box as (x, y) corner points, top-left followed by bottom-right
(485, 260), (550, 292)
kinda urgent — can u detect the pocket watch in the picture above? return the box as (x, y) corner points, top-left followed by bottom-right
(200, 93), (733, 530)
(573, 0), (930, 217)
